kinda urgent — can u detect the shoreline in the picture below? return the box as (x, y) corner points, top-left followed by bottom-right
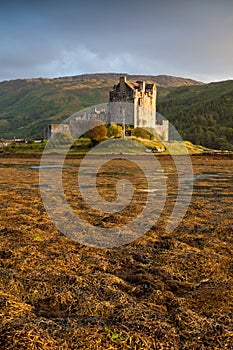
(0, 151), (233, 160)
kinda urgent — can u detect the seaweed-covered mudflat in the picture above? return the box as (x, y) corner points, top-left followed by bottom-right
(0, 154), (232, 349)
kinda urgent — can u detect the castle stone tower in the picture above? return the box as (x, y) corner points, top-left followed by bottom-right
(109, 76), (156, 128)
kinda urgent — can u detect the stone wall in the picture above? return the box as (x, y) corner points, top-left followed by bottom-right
(155, 120), (169, 141)
(44, 124), (70, 139)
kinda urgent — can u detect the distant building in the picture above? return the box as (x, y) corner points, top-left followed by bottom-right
(0, 139), (13, 147)
(0, 138), (27, 146)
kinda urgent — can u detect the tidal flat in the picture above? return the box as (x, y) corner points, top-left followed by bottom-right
(0, 154), (232, 349)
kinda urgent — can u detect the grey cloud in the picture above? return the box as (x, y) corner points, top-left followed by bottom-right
(0, 0), (233, 81)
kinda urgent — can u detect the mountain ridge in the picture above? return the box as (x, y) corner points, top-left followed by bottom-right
(0, 73), (204, 87)
(0, 73), (232, 150)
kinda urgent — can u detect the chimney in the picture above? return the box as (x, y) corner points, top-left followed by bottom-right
(120, 76), (127, 84)
(137, 81), (145, 91)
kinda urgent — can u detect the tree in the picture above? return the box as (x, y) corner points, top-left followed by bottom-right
(86, 119), (107, 144)
(107, 122), (122, 138)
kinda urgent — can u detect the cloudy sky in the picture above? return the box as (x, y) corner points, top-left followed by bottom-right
(1, 0), (233, 82)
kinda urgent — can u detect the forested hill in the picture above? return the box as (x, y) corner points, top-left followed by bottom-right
(0, 73), (232, 150)
(0, 73), (203, 139)
(157, 80), (233, 150)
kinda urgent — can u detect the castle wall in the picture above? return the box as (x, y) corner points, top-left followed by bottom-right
(44, 124), (70, 139)
(135, 105), (156, 128)
(109, 102), (134, 126)
(155, 120), (169, 141)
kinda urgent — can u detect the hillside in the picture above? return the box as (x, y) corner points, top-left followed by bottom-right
(0, 74), (202, 139)
(0, 73), (232, 150)
(157, 80), (233, 150)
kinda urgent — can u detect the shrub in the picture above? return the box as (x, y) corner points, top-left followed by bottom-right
(86, 120), (107, 144)
(132, 127), (154, 140)
(107, 123), (122, 138)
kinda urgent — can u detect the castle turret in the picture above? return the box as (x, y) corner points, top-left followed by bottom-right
(120, 76), (127, 84)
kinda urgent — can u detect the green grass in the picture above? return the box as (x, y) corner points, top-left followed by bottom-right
(0, 141), (47, 153)
(0, 137), (207, 156)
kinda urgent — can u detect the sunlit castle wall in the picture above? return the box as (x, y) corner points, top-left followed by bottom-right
(109, 76), (156, 129)
(155, 118), (169, 141)
(133, 81), (156, 128)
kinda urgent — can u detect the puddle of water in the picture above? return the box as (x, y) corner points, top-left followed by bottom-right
(0, 164), (67, 169)
(182, 173), (219, 181)
(31, 184), (51, 188)
(0, 183), (52, 191)
(0, 166), (232, 203)
(139, 189), (161, 193)
(0, 185), (9, 189)
(12, 186), (31, 191)
(28, 165), (64, 169)
(0, 164), (26, 169)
